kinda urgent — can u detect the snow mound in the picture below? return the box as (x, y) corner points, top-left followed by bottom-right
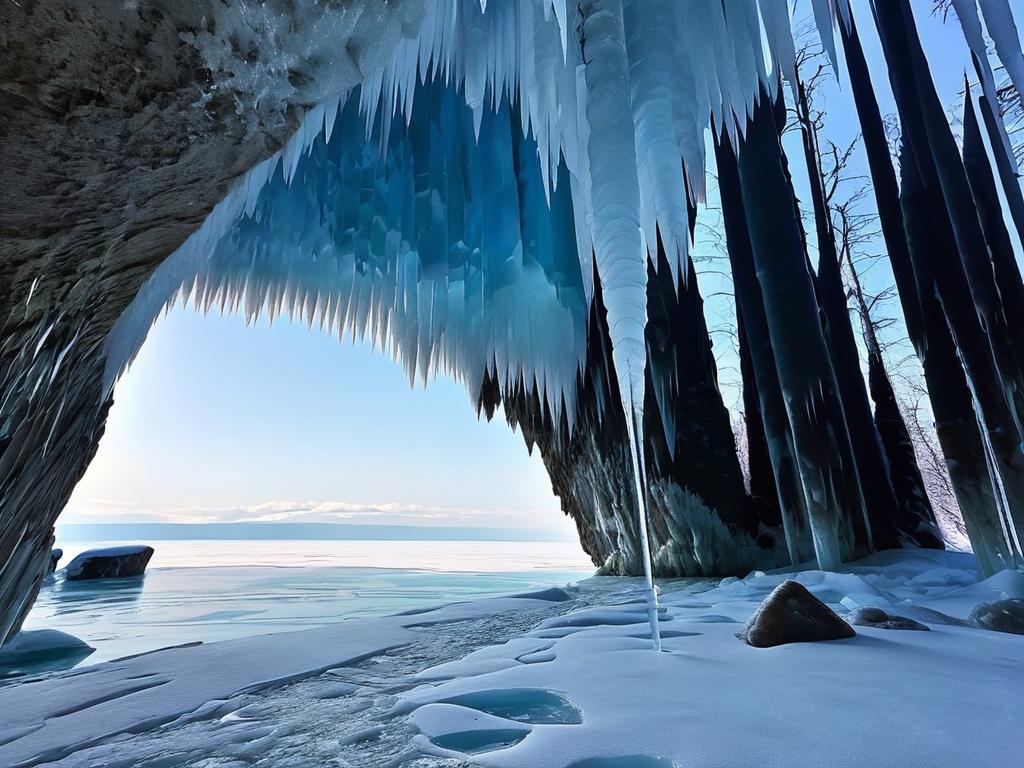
(0, 630), (93, 663)
(395, 550), (1022, 767)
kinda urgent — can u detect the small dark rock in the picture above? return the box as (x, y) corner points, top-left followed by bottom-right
(46, 548), (64, 575)
(740, 579), (855, 648)
(64, 546), (154, 581)
(510, 586), (575, 602)
(848, 606), (930, 631)
(969, 599), (1024, 635)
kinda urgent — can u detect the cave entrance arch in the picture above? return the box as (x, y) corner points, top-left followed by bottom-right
(62, 303), (574, 553)
(18, 301), (590, 664)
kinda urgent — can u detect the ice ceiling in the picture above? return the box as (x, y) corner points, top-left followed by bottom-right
(105, 0), (840, 426)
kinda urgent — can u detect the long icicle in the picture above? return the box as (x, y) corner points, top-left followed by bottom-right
(626, 387), (661, 651)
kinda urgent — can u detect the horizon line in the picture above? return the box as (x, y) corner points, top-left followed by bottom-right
(55, 521), (577, 543)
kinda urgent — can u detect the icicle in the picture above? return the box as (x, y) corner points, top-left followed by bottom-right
(101, 2), (857, 608)
(551, 0), (569, 61)
(758, 0), (798, 93)
(978, 0), (1024, 99)
(623, 0), (689, 283)
(951, 0), (1019, 172)
(810, 0), (839, 72)
(580, 0), (659, 650)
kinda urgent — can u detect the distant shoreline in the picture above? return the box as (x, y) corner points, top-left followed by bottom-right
(55, 522), (574, 543)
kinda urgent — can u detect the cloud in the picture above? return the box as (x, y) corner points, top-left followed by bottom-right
(60, 497), (559, 529)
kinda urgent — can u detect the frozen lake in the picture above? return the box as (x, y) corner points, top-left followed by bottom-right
(3, 548), (1018, 768)
(13, 539), (593, 674)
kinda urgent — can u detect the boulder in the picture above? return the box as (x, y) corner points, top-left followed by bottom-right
(848, 606), (929, 631)
(47, 548), (64, 575)
(740, 580), (855, 648)
(0, 629), (94, 667)
(969, 599), (1024, 635)
(64, 546), (154, 581)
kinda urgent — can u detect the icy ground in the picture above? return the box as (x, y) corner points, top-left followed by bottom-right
(16, 540), (589, 667)
(1, 550), (1021, 767)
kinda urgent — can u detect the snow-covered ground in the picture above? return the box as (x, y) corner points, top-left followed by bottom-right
(1, 549), (1020, 767)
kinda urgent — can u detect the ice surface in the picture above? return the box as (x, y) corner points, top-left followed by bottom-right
(22, 553), (588, 666)
(434, 688), (583, 724)
(430, 727), (531, 754)
(0, 593), (571, 766)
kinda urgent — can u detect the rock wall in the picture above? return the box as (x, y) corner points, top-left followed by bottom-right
(0, 1), (303, 645)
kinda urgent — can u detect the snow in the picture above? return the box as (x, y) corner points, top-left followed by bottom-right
(396, 550), (1022, 767)
(1, 550), (1020, 767)
(64, 545), (149, 563)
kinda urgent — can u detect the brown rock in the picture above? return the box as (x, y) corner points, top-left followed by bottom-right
(848, 606), (929, 631)
(740, 580), (855, 648)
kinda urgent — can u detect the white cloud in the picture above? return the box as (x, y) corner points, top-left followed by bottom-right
(60, 497), (562, 529)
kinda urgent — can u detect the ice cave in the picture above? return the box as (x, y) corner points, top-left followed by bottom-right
(1, 4), (1024, 761)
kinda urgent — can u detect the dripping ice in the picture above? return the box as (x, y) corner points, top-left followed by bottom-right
(104, 0), (851, 649)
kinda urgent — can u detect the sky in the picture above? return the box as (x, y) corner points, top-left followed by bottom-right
(62, 307), (577, 538)
(60, 1), (1017, 540)
(694, 0), (1023, 413)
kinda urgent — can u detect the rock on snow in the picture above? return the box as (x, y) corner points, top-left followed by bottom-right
(739, 579), (856, 647)
(848, 606), (930, 631)
(64, 545), (154, 581)
(970, 598), (1024, 635)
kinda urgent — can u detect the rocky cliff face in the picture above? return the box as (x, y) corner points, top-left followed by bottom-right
(0, 1), (308, 645)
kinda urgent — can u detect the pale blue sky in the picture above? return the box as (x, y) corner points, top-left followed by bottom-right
(62, 2), (1017, 537)
(63, 307), (576, 536)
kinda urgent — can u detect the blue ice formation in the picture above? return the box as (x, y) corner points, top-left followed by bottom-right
(105, 0), (835, 415)
(103, 0), (847, 647)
